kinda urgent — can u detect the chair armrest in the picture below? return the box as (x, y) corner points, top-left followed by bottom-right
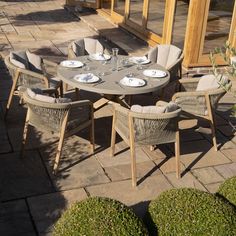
(178, 78), (200, 92)
(69, 100), (93, 108)
(172, 90), (207, 101)
(42, 59), (58, 68)
(17, 68), (49, 87)
(113, 103), (130, 115)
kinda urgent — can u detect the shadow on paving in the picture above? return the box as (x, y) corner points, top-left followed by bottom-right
(12, 8), (79, 25)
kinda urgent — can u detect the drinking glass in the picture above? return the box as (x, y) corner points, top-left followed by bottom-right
(111, 48), (119, 71)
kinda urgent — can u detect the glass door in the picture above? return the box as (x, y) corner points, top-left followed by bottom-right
(126, 0), (147, 32)
(101, 0), (112, 14)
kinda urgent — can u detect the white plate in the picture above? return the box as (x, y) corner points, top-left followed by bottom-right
(120, 77), (146, 87)
(60, 60), (83, 68)
(73, 73), (100, 83)
(143, 69), (167, 78)
(129, 56), (150, 65)
(89, 54), (111, 61)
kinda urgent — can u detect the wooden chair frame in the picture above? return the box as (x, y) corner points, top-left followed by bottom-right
(110, 103), (181, 187)
(21, 93), (94, 173)
(4, 55), (63, 116)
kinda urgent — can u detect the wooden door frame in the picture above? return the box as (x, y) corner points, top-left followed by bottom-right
(183, 0), (236, 68)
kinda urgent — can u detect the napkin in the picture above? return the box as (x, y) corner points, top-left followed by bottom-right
(130, 56), (147, 63)
(122, 77), (141, 86)
(95, 53), (105, 60)
(78, 73), (93, 82)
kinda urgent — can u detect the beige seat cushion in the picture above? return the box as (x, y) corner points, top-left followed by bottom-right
(131, 105), (166, 114)
(26, 88), (71, 103)
(196, 74), (221, 91)
(10, 51), (29, 69)
(165, 101), (179, 113)
(131, 101), (179, 114)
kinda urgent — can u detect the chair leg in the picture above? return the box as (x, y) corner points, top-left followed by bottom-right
(53, 129), (66, 174)
(209, 119), (217, 151)
(110, 127), (116, 157)
(90, 119), (95, 153)
(75, 88), (79, 100)
(21, 112), (30, 157)
(59, 83), (63, 98)
(175, 130), (180, 178)
(130, 143), (137, 187)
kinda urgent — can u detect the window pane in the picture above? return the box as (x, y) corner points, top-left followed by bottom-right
(203, 0), (234, 54)
(172, 0), (189, 49)
(114, 0), (125, 15)
(129, 0), (144, 25)
(147, 0), (166, 36)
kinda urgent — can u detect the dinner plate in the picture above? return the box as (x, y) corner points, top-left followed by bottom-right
(120, 77), (146, 87)
(60, 60), (84, 68)
(129, 56), (150, 65)
(89, 54), (111, 61)
(73, 73), (100, 83)
(143, 69), (167, 78)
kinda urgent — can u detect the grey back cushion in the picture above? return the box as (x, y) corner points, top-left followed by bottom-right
(26, 50), (43, 74)
(73, 38), (104, 56)
(148, 44), (182, 69)
(10, 50), (43, 74)
(10, 51), (29, 69)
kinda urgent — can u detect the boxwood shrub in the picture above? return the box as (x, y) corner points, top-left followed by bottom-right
(53, 196), (148, 236)
(217, 176), (236, 208)
(148, 188), (236, 236)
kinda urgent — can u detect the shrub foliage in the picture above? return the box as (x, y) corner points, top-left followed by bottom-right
(218, 176), (236, 208)
(149, 188), (236, 236)
(53, 197), (148, 236)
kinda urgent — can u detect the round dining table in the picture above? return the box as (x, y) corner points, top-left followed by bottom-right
(57, 55), (170, 109)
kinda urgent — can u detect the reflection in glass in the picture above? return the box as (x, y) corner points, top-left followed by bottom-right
(147, 0), (166, 36)
(172, 0), (189, 49)
(129, 0), (144, 25)
(114, 0), (125, 15)
(101, 0), (111, 14)
(203, 0), (234, 54)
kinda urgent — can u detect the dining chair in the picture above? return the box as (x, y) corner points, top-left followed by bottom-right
(172, 74), (232, 151)
(147, 44), (184, 82)
(110, 101), (181, 187)
(21, 89), (94, 173)
(4, 50), (63, 116)
(68, 37), (105, 59)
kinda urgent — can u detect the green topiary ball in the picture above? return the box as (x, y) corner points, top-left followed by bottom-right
(148, 188), (236, 236)
(53, 197), (148, 236)
(218, 176), (236, 207)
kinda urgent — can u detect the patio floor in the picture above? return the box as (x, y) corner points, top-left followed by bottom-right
(0, 1), (236, 235)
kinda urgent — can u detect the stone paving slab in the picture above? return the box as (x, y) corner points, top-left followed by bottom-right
(104, 160), (159, 182)
(214, 163), (236, 179)
(0, 200), (36, 236)
(0, 151), (54, 201)
(192, 167), (225, 185)
(28, 188), (87, 234)
(40, 136), (111, 190)
(86, 174), (173, 218)
(166, 172), (207, 191)
(204, 182), (223, 193)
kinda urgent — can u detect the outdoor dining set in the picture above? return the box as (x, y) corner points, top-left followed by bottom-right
(4, 37), (231, 187)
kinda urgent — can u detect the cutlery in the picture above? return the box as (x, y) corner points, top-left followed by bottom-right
(92, 80), (105, 86)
